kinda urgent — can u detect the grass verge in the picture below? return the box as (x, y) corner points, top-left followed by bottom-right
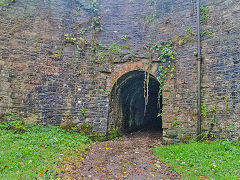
(153, 140), (240, 179)
(0, 122), (91, 179)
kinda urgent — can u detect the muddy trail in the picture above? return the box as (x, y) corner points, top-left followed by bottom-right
(62, 131), (180, 180)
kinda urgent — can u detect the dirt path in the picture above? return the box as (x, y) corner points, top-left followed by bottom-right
(63, 131), (180, 180)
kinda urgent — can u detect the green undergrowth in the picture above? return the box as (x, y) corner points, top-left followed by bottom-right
(0, 121), (91, 179)
(153, 140), (240, 179)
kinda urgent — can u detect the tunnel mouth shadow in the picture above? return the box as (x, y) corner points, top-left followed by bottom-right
(108, 70), (163, 134)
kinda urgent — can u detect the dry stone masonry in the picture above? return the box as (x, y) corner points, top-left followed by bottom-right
(0, 0), (239, 143)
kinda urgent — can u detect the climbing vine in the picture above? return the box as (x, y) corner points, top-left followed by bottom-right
(143, 40), (175, 117)
(151, 40), (175, 90)
(201, 103), (216, 140)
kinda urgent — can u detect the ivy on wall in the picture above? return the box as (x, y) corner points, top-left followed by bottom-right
(150, 40), (175, 87)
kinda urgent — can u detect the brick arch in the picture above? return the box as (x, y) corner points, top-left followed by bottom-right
(107, 61), (158, 89)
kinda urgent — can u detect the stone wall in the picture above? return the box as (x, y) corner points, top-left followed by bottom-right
(199, 0), (240, 140)
(0, 0), (239, 141)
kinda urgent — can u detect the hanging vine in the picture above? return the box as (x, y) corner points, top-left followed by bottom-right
(143, 47), (153, 115)
(144, 71), (150, 114)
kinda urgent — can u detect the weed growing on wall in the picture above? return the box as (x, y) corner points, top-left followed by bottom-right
(201, 104), (216, 140)
(201, 30), (213, 37)
(0, 0), (15, 7)
(173, 26), (196, 46)
(200, 6), (209, 24)
(121, 35), (130, 41)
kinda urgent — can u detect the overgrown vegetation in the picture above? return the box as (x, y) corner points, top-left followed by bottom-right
(0, 112), (122, 178)
(153, 140), (240, 179)
(0, 119), (90, 179)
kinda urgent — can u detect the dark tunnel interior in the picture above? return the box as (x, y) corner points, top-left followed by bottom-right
(110, 70), (162, 133)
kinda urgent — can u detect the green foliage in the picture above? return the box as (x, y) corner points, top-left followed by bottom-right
(0, 122), (90, 179)
(201, 104), (208, 118)
(201, 104), (216, 124)
(64, 33), (77, 43)
(200, 6), (209, 24)
(186, 26), (193, 36)
(227, 124), (236, 132)
(0, 0), (15, 7)
(90, 40), (103, 53)
(209, 105), (216, 125)
(77, 28), (87, 35)
(174, 26), (195, 46)
(84, 0), (103, 33)
(109, 43), (122, 55)
(81, 108), (86, 119)
(200, 30), (213, 37)
(78, 123), (106, 142)
(153, 140), (240, 179)
(91, 15), (103, 32)
(104, 88), (111, 94)
(50, 52), (61, 59)
(78, 123), (93, 135)
(201, 104), (216, 140)
(122, 46), (132, 50)
(1, 112), (20, 122)
(89, 131), (106, 141)
(157, 113), (162, 117)
(86, 0), (100, 14)
(121, 35), (130, 41)
(172, 118), (180, 127)
(145, 11), (157, 23)
(107, 127), (121, 140)
(95, 51), (108, 64)
(145, 40), (175, 118)
(0, 120), (26, 133)
(0, 112), (26, 133)
(150, 40), (175, 87)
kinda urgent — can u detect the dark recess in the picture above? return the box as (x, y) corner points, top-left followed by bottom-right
(110, 70), (162, 133)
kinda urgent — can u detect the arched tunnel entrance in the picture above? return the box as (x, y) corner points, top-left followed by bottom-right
(108, 70), (162, 134)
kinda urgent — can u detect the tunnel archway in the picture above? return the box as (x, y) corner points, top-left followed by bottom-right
(108, 70), (162, 133)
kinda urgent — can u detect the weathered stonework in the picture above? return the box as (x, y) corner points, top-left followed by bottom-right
(0, 0), (239, 142)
